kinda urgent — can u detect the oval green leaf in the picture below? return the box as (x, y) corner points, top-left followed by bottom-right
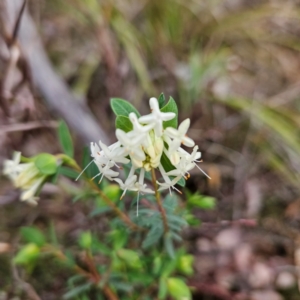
(58, 120), (74, 158)
(158, 93), (166, 108)
(167, 277), (192, 300)
(34, 153), (58, 175)
(161, 96), (178, 129)
(116, 115), (133, 132)
(110, 98), (140, 117)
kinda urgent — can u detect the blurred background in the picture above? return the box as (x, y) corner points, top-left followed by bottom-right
(1, 0), (300, 299)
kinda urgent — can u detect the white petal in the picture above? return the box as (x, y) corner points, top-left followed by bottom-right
(165, 127), (178, 137)
(161, 112), (176, 121)
(149, 97), (159, 111)
(169, 151), (180, 165)
(182, 136), (195, 147)
(139, 114), (155, 124)
(178, 118), (190, 133)
(116, 129), (129, 145)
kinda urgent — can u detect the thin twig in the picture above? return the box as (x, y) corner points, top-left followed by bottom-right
(151, 168), (168, 234)
(85, 251), (119, 300)
(50, 248), (119, 300)
(3, 0), (110, 144)
(66, 158), (142, 232)
(0, 120), (58, 134)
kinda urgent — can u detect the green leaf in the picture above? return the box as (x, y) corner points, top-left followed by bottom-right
(34, 153), (57, 175)
(161, 257), (178, 278)
(153, 256), (162, 276)
(109, 229), (128, 250)
(90, 206), (112, 217)
(177, 255), (194, 276)
(115, 115), (133, 132)
(78, 231), (92, 249)
(58, 120), (74, 158)
(110, 98), (140, 117)
(167, 277), (192, 300)
(20, 227), (46, 247)
(161, 96), (178, 129)
(14, 243), (40, 266)
(158, 278), (168, 300)
(57, 166), (79, 179)
(185, 213), (201, 226)
(91, 240), (111, 256)
(117, 249), (143, 269)
(158, 93), (166, 108)
(188, 194), (216, 209)
(160, 152), (175, 173)
(142, 224), (164, 249)
(176, 177), (186, 187)
(63, 282), (93, 299)
(67, 274), (86, 286)
(164, 233), (175, 259)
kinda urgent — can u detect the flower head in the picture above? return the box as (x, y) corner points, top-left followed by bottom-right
(89, 96), (210, 210)
(139, 97), (176, 137)
(3, 152), (47, 205)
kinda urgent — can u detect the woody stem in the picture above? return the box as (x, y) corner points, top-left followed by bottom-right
(151, 168), (168, 234)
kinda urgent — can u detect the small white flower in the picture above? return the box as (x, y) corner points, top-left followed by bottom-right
(91, 141), (129, 165)
(139, 97), (175, 137)
(20, 176), (45, 205)
(3, 151), (21, 181)
(179, 145), (210, 179)
(116, 129), (146, 168)
(134, 169), (154, 195)
(166, 156), (194, 180)
(93, 161), (119, 182)
(114, 172), (138, 200)
(157, 164), (182, 195)
(164, 118), (195, 152)
(3, 152), (46, 205)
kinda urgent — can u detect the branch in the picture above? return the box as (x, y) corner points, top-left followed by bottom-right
(2, 0), (110, 144)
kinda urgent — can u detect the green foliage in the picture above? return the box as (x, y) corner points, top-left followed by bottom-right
(167, 277), (192, 300)
(63, 282), (93, 299)
(57, 166), (79, 179)
(187, 192), (216, 210)
(110, 98), (141, 117)
(78, 231), (92, 249)
(115, 115), (133, 132)
(20, 227), (46, 247)
(58, 120), (74, 158)
(158, 93), (166, 108)
(177, 255), (194, 276)
(34, 153), (58, 175)
(14, 243), (40, 266)
(161, 96), (178, 129)
(116, 249), (143, 269)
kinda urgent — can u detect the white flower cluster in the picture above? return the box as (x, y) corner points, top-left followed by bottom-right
(3, 152), (46, 205)
(88, 97), (209, 198)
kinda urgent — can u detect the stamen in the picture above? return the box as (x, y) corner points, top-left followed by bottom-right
(194, 164), (211, 179)
(98, 172), (105, 183)
(120, 189), (126, 200)
(172, 185), (182, 194)
(136, 192), (140, 217)
(75, 160), (94, 181)
(92, 173), (101, 180)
